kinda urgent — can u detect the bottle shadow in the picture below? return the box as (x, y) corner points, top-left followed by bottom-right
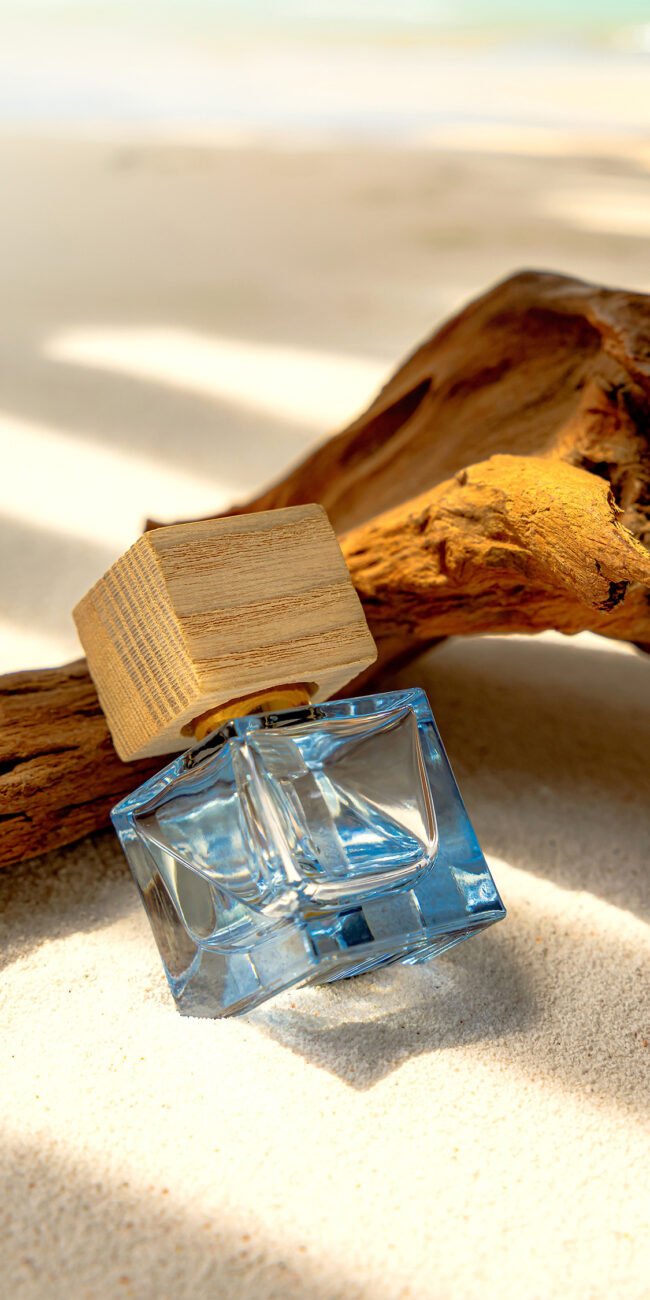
(253, 920), (532, 1091)
(253, 635), (650, 1109)
(252, 870), (649, 1113)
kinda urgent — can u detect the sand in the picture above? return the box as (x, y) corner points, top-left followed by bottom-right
(3, 633), (649, 1298)
(1, 128), (650, 1298)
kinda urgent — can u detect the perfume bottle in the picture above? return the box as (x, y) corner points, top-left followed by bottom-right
(75, 504), (505, 1017)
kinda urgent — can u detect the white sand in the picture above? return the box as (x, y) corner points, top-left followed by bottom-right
(1, 130), (650, 1298)
(2, 634), (649, 1298)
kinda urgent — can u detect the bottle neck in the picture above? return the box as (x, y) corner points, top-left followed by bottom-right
(190, 684), (312, 742)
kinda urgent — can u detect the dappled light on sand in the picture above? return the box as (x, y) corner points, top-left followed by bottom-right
(47, 328), (385, 433)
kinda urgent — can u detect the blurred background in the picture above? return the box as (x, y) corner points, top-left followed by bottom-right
(1, 0), (650, 672)
(4, 12), (650, 1300)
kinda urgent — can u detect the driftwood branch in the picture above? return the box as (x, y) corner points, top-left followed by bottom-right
(0, 663), (160, 864)
(2, 270), (650, 868)
(342, 454), (650, 679)
(227, 269), (650, 546)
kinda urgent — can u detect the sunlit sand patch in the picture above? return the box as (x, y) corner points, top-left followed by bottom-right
(412, 123), (650, 167)
(542, 186), (650, 237)
(485, 630), (638, 657)
(0, 411), (231, 552)
(0, 618), (76, 673)
(488, 855), (649, 932)
(47, 328), (386, 433)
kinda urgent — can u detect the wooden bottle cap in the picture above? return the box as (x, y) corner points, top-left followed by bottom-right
(74, 505), (377, 762)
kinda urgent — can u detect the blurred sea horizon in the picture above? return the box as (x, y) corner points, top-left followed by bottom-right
(2, 0), (650, 137)
(5, 1), (650, 38)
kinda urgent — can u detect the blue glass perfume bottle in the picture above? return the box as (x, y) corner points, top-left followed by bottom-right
(112, 688), (505, 1016)
(75, 504), (505, 1018)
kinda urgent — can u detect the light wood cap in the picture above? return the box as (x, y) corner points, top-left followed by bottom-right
(73, 505), (377, 761)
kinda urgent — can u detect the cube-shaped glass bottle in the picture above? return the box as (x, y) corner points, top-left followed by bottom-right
(112, 687), (505, 1017)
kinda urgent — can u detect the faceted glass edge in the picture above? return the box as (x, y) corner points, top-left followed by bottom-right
(112, 689), (506, 1017)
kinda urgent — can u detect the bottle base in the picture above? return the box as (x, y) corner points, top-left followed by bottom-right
(169, 911), (504, 1018)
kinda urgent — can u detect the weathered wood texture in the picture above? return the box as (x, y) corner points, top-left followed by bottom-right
(216, 268), (650, 669)
(0, 662), (159, 863)
(228, 270), (650, 545)
(2, 271), (650, 867)
(342, 454), (650, 679)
